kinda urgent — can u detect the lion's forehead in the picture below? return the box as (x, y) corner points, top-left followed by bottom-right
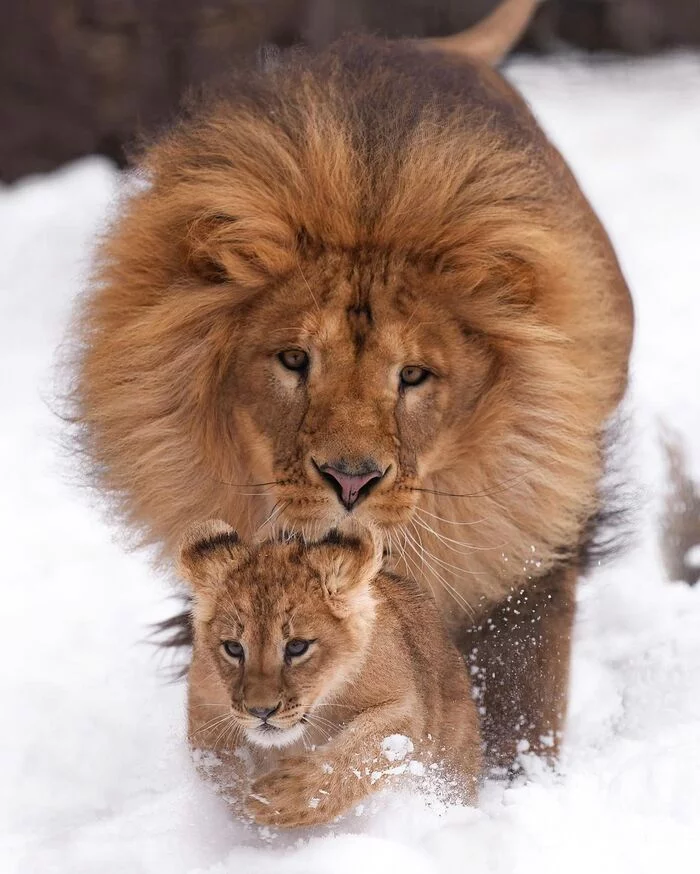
(263, 267), (454, 368)
(216, 560), (325, 635)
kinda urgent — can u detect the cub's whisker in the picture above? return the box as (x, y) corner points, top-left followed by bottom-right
(314, 702), (360, 714)
(196, 712), (235, 739)
(302, 715), (333, 743)
(305, 713), (339, 731)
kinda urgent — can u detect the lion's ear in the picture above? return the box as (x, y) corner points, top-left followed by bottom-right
(185, 211), (296, 289)
(177, 520), (248, 620)
(312, 528), (383, 618)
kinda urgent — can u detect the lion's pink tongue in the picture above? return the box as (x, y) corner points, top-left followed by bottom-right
(324, 468), (381, 508)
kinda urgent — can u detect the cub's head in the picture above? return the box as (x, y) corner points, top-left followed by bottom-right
(178, 520), (382, 749)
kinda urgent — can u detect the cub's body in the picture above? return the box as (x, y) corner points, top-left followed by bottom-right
(181, 523), (481, 827)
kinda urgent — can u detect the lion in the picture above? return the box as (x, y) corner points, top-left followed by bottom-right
(178, 520), (482, 827)
(70, 0), (634, 768)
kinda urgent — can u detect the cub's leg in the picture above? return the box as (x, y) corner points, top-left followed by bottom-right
(461, 564), (576, 771)
(246, 702), (418, 828)
(191, 748), (251, 815)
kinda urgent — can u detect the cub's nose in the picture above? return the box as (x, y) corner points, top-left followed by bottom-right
(315, 458), (386, 510)
(246, 703), (280, 721)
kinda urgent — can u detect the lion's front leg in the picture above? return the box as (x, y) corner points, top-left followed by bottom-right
(247, 704), (415, 827)
(461, 564), (576, 772)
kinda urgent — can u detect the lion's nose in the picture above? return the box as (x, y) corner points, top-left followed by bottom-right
(246, 703), (280, 721)
(315, 458), (386, 510)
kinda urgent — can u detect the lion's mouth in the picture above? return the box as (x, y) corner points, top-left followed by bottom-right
(243, 720), (306, 749)
(311, 457), (390, 511)
(266, 474), (418, 541)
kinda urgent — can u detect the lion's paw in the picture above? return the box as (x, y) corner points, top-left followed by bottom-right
(246, 756), (348, 828)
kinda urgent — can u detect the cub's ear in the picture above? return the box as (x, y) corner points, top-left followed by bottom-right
(177, 520), (249, 620)
(312, 527), (383, 618)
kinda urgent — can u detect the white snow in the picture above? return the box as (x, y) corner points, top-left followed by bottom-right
(381, 735), (415, 763)
(685, 544), (700, 568)
(2, 53), (700, 874)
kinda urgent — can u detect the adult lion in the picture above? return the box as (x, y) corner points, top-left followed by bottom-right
(71, 1), (633, 768)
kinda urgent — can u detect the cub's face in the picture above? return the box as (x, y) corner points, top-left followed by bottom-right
(224, 250), (495, 536)
(180, 523), (380, 749)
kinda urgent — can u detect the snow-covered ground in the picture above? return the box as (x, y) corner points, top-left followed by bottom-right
(1, 53), (699, 874)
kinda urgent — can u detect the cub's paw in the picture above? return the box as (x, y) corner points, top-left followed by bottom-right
(246, 756), (346, 828)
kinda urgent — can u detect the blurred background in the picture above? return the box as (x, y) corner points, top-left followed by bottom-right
(2, 0), (700, 182)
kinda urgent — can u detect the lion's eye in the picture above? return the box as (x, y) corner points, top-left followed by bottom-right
(222, 640), (244, 661)
(285, 638), (312, 659)
(400, 365), (431, 388)
(278, 349), (309, 372)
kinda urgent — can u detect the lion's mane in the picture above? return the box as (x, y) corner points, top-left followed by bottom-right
(71, 38), (633, 613)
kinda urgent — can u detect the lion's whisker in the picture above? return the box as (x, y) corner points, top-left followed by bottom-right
(256, 500), (288, 535)
(403, 525), (476, 620)
(413, 515), (503, 554)
(296, 254), (321, 315)
(406, 522), (489, 576)
(413, 515), (481, 554)
(413, 505), (486, 527)
(220, 491), (277, 497)
(210, 477), (281, 494)
(397, 529), (438, 603)
(408, 472), (527, 500)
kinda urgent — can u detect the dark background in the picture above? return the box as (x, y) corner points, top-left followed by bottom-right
(2, 0), (699, 183)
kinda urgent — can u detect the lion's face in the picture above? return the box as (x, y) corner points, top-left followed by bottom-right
(225, 250), (493, 537)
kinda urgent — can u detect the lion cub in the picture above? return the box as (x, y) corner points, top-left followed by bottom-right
(178, 520), (482, 827)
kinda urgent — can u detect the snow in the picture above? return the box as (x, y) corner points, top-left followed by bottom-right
(2, 53), (700, 874)
(381, 735), (415, 763)
(685, 544), (700, 568)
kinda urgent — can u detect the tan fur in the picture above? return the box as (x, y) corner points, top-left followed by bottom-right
(71, 36), (633, 763)
(180, 522), (482, 827)
(424, 0), (542, 65)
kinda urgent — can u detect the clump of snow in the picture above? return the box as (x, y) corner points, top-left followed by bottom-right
(2, 55), (700, 873)
(381, 735), (415, 763)
(684, 544), (700, 568)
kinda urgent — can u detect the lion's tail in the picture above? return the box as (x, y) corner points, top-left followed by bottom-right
(422, 0), (542, 65)
(660, 429), (700, 587)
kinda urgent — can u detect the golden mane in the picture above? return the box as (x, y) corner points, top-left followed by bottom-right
(73, 37), (631, 572)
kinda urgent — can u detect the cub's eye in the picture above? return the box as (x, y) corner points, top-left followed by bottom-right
(278, 349), (309, 372)
(221, 640), (244, 661)
(285, 638), (312, 659)
(400, 365), (431, 388)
